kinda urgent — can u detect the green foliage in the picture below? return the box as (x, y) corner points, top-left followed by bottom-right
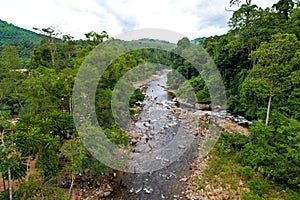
(247, 179), (272, 197)
(39, 185), (71, 200)
(0, 69), (25, 115)
(83, 158), (113, 179)
(35, 135), (60, 177)
(59, 138), (88, 194)
(203, 3), (300, 114)
(38, 112), (75, 139)
(1, 45), (22, 69)
(1, 3), (300, 197)
(0, 19), (40, 64)
(171, 41), (200, 80)
(175, 80), (196, 100)
(104, 124), (129, 146)
(17, 172), (42, 199)
(0, 154), (27, 181)
(272, 0), (295, 20)
(19, 66), (75, 119)
(129, 89), (145, 107)
(199, 131), (299, 199)
(288, 7), (300, 39)
(217, 132), (248, 153)
(95, 88), (114, 128)
(30, 27), (77, 71)
(239, 120), (300, 191)
(240, 33), (299, 121)
(83, 31), (108, 46)
(189, 76), (211, 103)
(0, 111), (28, 184)
(166, 70), (185, 90)
(242, 192), (267, 200)
(95, 45), (174, 131)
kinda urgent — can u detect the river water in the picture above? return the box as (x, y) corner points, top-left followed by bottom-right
(108, 69), (201, 200)
(108, 69), (251, 199)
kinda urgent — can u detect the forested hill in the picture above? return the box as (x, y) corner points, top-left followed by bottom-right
(0, 19), (41, 64)
(191, 37), (206, 44)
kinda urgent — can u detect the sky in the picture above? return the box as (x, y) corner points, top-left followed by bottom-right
(0, 0), (278, 40)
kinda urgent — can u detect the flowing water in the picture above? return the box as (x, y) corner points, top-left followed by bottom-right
(108, 69), (251, 199)
(108, 69), (200, 200)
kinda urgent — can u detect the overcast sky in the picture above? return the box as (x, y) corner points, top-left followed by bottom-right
(0, 0), (278, 40)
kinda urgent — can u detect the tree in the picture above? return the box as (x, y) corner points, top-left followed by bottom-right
(0, 45), (25, 115)
(20, 66), (74, 118)
(31, 27), (77, 71)
(288, 7), (300, 40)
(84, 31), (108, 46)
(229, 0), (252, 7)
(272, 0), (295, 20)
(20, 67), (58, 117)
(239, 118), (300, 190)
(0, 111), (27, 200)
(241, 33), (299, 125)
(0, 45), (22, 69)
(0, 66), (25, 115)
(59, 139), (87, 195)
(32, 27), (61, 68)
(228, 4), (259, 29)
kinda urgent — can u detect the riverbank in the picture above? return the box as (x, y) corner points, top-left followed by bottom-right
(185, 135), (296, 200)
(106, 69), (199, 199)
(105, 68), (253, 199)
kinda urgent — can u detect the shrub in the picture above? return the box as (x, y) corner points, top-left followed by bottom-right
(239, 120), (300, 191)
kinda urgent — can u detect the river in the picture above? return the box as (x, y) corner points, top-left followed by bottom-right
(107, 69), (202, 200)
(107, 68), (250, 199)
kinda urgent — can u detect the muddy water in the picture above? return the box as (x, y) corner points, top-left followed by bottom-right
(108, 69), (201, 200)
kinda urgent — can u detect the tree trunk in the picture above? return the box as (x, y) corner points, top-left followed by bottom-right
(2, 176), (6, 192)
(69, 174), (74, 195)
(48, 42), (56, 68)
(69, 96), (73, 114)
(265, 95), (272, 126)
(0, 130), (7, 193)
(26, 157), (30, 182)
(8, 167), (12, 200)
(49, 49), (55, 67)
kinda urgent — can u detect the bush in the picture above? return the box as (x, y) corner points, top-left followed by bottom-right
(129, 89), (145, 107)
(213, 132), (248, 157)
(247, 179), (271, 196)
(239, 120), (300, 191)
(238, 166), (255, 180)
(104, 124), (129, 146)
(242, 191), (265, 200)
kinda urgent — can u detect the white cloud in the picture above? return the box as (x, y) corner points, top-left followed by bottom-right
(0, 0), (278, 40)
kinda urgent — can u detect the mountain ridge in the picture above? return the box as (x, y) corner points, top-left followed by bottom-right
(0, 19), (41, 64)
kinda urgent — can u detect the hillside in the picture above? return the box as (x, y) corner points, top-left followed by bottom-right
(0, 19), (40, 64)
(191, 37), (206, 44)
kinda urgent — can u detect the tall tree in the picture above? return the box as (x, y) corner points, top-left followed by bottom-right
(31, 27), (77, 71)
(241, 33), (299, 125)
(84, 31), (108, 46)
(32, 27), (61, 68)
(0, 111), (27, 200)
(272, 0), (295, 20)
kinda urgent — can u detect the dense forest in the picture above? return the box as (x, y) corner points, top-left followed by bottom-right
(0, 20), (41, 64)
(0, 0), (299, 199)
